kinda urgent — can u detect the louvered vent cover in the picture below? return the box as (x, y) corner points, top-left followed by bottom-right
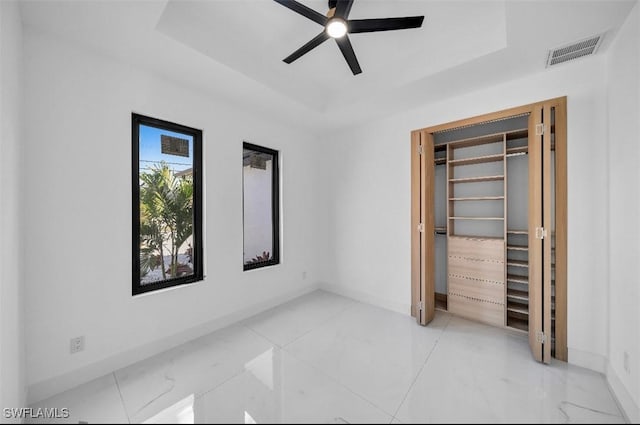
(546, 34), (604, 67)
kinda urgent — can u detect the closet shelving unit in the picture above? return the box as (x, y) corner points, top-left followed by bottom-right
(434, 144), (449, 310)
(412, 97), (568, 363)
(429, 124), (556, 332)
(505, 127), (531, 332)
(445, 132), (506, 327)
(506, 230), (529, 332)
(440, 127), (540, 330)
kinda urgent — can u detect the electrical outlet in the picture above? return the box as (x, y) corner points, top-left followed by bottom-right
(70, 336), (85, 354)
(624, 351), (630, 374)
(302, 271), (307, 280)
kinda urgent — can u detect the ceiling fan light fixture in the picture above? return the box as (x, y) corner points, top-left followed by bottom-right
(326, 18), (347, 38)
(275, 0), (425, 75)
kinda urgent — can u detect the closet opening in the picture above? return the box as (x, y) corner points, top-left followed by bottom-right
(411, 98), (567, 364)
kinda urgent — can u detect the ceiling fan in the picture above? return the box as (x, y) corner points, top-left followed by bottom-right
(274, 0), (424, 75)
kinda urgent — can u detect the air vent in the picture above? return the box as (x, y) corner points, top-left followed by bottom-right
(546, 34), (604, 67)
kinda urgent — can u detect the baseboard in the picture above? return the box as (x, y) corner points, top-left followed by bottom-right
(568, 347), (607, 373)
(26, 283), (320, 405)
(606, 361), (640, 423)
(320, 283), (411, 316)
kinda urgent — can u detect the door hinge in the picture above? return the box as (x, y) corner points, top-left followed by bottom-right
(535, 226), (548, 240)
(417, 301), (424, 311)
(418, 223), (424, 233)
(418, 144), (424, 155)
(536, 331), (547, 344)
(535, 123), (545, 136)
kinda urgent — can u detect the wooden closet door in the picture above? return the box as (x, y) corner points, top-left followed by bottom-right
(528, 105), (553, 364)
(542, 105), (553, 363)
(419, 131), (436, 325)
(411, 131), (435, 325)
(528, 107), (544, 362)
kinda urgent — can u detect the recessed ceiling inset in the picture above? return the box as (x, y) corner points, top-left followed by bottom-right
(274, 0), (425, 75)
(546, 33), (604, 67)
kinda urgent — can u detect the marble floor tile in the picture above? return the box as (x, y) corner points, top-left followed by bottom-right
(242, 290), (356, 347)
(284, 303), (452, 415)
(27, 291), (625, 424)
(395, 317), (624, 424)
(192, 348), (392, 424)
(25, 373), (128, 424)
(115, 324), (275, 423)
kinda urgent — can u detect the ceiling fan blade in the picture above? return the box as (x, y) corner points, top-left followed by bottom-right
(348, 16), (424, 33)
(334, 0), (355, 19)
(335, 35), (362, 75)
(273, 0), (328, 26)
(283, 32), (330, 64)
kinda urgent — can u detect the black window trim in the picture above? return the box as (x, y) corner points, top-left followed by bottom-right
(243, 142), (280, 271)
(132, 113), (204, 296)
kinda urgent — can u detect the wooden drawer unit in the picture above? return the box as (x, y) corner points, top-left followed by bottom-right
(448, 236), (504, 262)
(448, 236), (505, 326)
(448, 275), (504, 304)
(448, 294), (505, 328)
(448, 256), (504, 282)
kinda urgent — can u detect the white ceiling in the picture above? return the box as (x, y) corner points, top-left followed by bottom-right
(19, 0), (637, 132)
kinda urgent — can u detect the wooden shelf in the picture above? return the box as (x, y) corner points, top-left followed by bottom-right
(507, 274), (528, 284)
(506, 152), (527, 158)
(507, 260), (528, 268)
(449, 175), (504, 184)
(435, 158), (446, 165)
(506, 146), (528, 155)
(507, 289), (529, 302)
(449, 196), (504, 201)
(505, 128), (528, 141)
(448, 154), (504, 166)
(507, 244), (528, 251)
(447, 133), (504, 149)
(449, 235), (504, 241)
(507, 229), (528, 235)
(449, 217), (504, 221)
(443, 128), (529, 149)
(507, 304), (529, 315)
(435, 226), (447, 232)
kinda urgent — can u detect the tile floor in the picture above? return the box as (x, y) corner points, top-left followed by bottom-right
(27, 290), (625, 423)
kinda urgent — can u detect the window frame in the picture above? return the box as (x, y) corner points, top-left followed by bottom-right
(242, 142), (280, 271)
(132, 113), (204, 296)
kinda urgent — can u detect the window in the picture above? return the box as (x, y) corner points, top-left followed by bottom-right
(243, 142), (280, 270)
(132, 114), (203, 295)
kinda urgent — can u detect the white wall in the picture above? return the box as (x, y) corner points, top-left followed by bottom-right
(22, 29), (328, 402)
(323, 56), (611, 369)
(0, 0), (26, 421)
(606, 1), (640, 421)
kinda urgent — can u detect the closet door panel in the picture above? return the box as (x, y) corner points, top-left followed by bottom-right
(542, 105), (553, 364)
(528, 107), (543, 362)
(411, 131), (421, 319)
(419, 131), (436, 325)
